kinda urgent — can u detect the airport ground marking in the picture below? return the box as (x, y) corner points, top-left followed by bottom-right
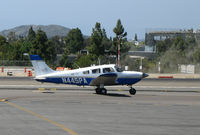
(118, 89), (124, 91)
(50, 88), (57, 91)
(0, 98), (8, 102)
(33, 88), (56, 93)
(3, 100), (79, 135)
(38, 88), (46, 91)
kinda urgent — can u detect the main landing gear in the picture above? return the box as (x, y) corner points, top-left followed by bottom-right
(95, 87), (107, 95)
(129, 86), (136, 95)
(95, 85), (136, 95)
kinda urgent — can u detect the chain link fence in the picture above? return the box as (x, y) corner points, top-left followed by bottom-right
(122, 60), (200, 74)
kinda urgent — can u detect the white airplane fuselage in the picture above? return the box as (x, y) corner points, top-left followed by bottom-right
(35, 64), (146, 86)
(30, 55), (148, 95)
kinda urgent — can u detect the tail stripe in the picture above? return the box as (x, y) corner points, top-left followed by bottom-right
(30, 55), (43, 60)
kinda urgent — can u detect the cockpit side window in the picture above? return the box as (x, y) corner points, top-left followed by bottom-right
(114, 66), (123, 72)
(92, 68), (101, 74)
(103, 67), (114, 73)
(83, 70), (89, 74)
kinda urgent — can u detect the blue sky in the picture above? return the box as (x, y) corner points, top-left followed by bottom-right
(0, 0), (200, 39)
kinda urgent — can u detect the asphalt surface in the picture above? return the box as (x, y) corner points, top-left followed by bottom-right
(0, 77), (200, 135)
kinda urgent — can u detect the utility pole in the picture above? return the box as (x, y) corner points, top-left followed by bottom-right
(140, 57), (144, 72)
(113, 19), (127, 67)
(117, 39), (121, 67)
(158, 61), (161, 73)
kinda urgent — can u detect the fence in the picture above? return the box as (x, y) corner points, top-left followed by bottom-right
(0, 59), (200, 74)
(121, 61), (200, 74)
(0, 60), (31, 66)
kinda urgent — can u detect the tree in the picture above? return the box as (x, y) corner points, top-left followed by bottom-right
(88, 22), (106, 58)
(50, 36), (65, 54)
(21, 40), (32, 57)
(59, 50), (69, 67)
(156, 38), (172, 56)
(193, 47), (200, 63)
(1, 40), (27, 61)
(65, 28), (84, 54)
(30, 29), (56, 65)
(10, 41), (22, 60)
(27, 26), (36, 42)
(31, 29), (48, 57)
(134, 34), (138, 41)
(113, 19), (127, 39)
(113, 19), (127, 66)
(101, 29), (112, 52)
(172, 36), (186, 53)
(154, 34), (200, 73)
(83, 37), (91, 49)
(0, 35), (6, 45)
(45, 40), (56, 65)
(7, 32), (17, 42)
(0, 36), (9, 60)
(72, 55), (93, 68)
(60, 28), (84, 67)
(110, 37), (130, 57)
(0, 35), (7, 59)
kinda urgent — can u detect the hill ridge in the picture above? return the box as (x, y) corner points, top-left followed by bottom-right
(0, 24), (71, 38)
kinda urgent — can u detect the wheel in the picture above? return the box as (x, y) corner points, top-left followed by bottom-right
(95, 88), (107, 95)
(129, 88), (136, 95)
(101, 88), (107, 95)
(95, 88), (101, 94)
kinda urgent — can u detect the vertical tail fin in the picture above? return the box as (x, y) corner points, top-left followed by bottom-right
(30, 55), (55, 77)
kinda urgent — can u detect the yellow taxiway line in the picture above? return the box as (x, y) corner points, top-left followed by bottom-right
(1, 99), (78, 135)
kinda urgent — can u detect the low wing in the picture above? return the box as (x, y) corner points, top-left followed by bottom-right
(89, 73), (117, 86)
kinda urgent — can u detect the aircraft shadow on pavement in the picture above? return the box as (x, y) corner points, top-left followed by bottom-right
(41, 91), (55, 94)
(94, 93), (131, 97)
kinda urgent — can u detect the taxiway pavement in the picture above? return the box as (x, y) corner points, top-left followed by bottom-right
(0, 77), (200, 135)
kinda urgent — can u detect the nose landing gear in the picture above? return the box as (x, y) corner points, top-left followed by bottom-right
(129, 87), (136, 95)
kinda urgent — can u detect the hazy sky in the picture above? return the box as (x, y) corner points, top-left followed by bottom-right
(0, 0), (200, 39)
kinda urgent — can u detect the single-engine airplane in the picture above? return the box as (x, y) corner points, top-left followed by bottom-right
(30, 55), (149, 95)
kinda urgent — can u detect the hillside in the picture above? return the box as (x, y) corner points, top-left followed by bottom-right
(0, 25), (71, 38)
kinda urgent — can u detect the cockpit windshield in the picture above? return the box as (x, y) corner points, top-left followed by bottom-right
(114, 66), (123, 72)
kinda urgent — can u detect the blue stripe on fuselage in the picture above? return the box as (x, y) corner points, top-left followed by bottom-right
(36, 77), (94, 86)
(35, 77), (141, 86)
(116, 78), (141, 85)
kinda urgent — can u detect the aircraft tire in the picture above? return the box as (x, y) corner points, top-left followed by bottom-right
(129, 88), (136, 95)
(95, 88), (101, 94)
(101, 88), (107, 95)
